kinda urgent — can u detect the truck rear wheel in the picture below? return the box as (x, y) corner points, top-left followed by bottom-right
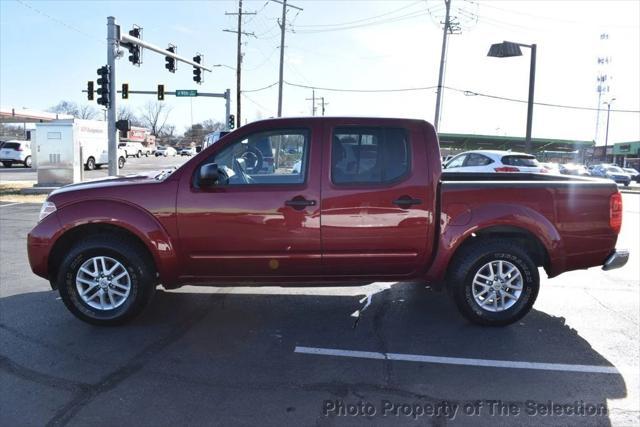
(85, 157), (96, 170)
(118, 156), (125, 169)
(448, 239), (539, 326)
(56, 234), (156, 326)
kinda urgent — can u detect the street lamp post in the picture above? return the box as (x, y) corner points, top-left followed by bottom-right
(488, 41), (537, 154)
(603, 98), (616, 162)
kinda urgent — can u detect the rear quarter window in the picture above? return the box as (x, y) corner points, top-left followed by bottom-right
(3, 142), (20, 150)
(502, 155), (539, 167)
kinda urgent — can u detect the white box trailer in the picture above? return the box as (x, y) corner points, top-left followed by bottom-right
(34, 119), (116, 171)
(34, 119), (125, 186)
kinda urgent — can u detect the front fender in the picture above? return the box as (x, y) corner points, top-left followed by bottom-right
(425, 203), (564, 282)
(52, 199), (179, 286)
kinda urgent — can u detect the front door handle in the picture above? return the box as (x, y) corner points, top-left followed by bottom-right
(393, 196), (422, 208)
(285, 197), (316, 210)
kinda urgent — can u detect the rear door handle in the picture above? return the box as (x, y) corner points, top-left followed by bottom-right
(393, 196), (422, 208)
(285, 197), (316, 210)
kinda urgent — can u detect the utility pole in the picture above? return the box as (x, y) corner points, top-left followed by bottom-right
(305, 89), (316, 116)
(107, 16), (118, 176)
(273, 0), (302, 117)
(224, 0), (255, 126)
(319, 97), (327, 116)
(433, 0), (451, 132)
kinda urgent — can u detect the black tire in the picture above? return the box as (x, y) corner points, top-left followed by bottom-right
(118, 156), (125, 169)
(136, 151), (142, 158)
(3, 161), (12, 168)
(24, 156), (32, 168)
(448, 239), (539, 326)
(56, 234), (156, 326)
(85, 157), (96, 171)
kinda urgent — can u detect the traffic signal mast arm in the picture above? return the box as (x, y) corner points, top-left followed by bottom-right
(119, 31), (212, 72)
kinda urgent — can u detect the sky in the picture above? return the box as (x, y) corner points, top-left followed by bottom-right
(1, 0), (639, 144)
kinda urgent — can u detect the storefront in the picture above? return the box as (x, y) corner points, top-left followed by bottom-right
(613, 141), (640, 169)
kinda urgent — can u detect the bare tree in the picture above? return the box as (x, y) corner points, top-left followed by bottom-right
(117, 106), (143, 127)
(139, 101), (173, 136)
(77, 104), (99, 120)
(49, 101), (99, 120)
(48, 100), (79, 117)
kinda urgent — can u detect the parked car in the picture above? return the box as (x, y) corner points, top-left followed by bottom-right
(179, 147), (196, 156)
(623, 167), (640, 183)
(539, 162), (561, 174)
(202, 130), (231, 149)
(443, 150), (547, 173)
(97, 148), (127, 169)
(589, 164), (631, 186)
(28, 117), (628, 327)
(120, 142), (148, 158)
(0, 140), (32, 168)
(560, 163), (589, 176)
(155, 146), (177, 157)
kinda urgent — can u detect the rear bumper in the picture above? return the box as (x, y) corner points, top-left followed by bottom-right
(602, 249), (629, 271)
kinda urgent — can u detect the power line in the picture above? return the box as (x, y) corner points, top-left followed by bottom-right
(284, 81), (437, 93)
(242, 81), (279, 93)
(290, 8), (431, 34)
(447, 87), (640, 113)
(293, 1), (423, 28)
(282, 81), (640, 113)
(15, 0), (104, 44)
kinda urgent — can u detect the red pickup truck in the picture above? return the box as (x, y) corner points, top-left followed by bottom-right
(27, 117), (628, 326)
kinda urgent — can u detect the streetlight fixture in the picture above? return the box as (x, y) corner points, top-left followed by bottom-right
(603, 98), (616, 162)
(488, 40), (537, 154)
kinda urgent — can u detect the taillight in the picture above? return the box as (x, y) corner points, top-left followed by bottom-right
(539, 168), (548, 173)
(494, 166), (520, 172)
(610, 192), (623, 233)
(16, 146), (24, 151)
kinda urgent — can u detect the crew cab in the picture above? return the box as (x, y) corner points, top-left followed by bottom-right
(27, 117), (628, 326)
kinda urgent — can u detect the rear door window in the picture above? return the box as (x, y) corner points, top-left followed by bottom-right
(331, 127), (409, 185)
(502, 155), (539, 167)
(464, 153), (493, 167)
(3, 142), (20, 150)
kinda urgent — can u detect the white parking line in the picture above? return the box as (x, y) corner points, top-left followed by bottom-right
(0, 202), (21, 208)
(294, 346), (620, 374)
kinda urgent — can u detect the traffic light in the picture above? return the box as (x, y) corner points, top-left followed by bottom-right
(127, 26), (142, 66)
(96, 66), (110, 107)
(116, 119), (131, 139)
(165, 44), (176, 73)
(87, 81), (94, 101)
(122, 83), (129, 100)
(228, 114), (235, 130)
(193, 54), (203, 84)
(157, 84), (165, 101)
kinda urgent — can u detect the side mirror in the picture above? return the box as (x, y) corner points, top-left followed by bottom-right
(196, 145), (202, 153)
(199, 163), (220, 187)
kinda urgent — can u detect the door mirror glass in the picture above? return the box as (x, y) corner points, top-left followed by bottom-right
(199, 163), (220, 187)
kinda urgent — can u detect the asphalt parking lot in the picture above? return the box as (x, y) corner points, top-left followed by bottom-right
(0, 195), (638, 426)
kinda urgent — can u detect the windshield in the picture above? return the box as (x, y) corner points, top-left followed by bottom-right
(502, 155), (539, 167)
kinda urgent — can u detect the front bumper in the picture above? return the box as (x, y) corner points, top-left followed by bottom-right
(602, 249), (629, 271)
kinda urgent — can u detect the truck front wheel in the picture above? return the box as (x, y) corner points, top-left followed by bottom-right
(56, 234), (156, 326)
(448, 240), (539, 326)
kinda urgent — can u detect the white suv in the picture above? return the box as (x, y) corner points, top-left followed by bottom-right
(0, 140), (32, 168)
(443, 150), (547, 173)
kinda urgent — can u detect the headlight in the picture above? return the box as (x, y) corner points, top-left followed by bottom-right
(38, 201), (57, 222)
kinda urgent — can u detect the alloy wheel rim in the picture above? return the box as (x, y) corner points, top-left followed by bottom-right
(472, 260), (523, 312)
(75, 256), (131, 311)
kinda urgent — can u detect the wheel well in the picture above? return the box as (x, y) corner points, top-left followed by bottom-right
(452, 226), (549, 270)
(48, 223), (156, 284)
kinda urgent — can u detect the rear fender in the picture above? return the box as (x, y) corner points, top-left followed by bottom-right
(426, 203), (564, 282)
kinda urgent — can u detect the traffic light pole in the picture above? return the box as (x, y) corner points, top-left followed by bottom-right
(107, 16), (118, 176)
